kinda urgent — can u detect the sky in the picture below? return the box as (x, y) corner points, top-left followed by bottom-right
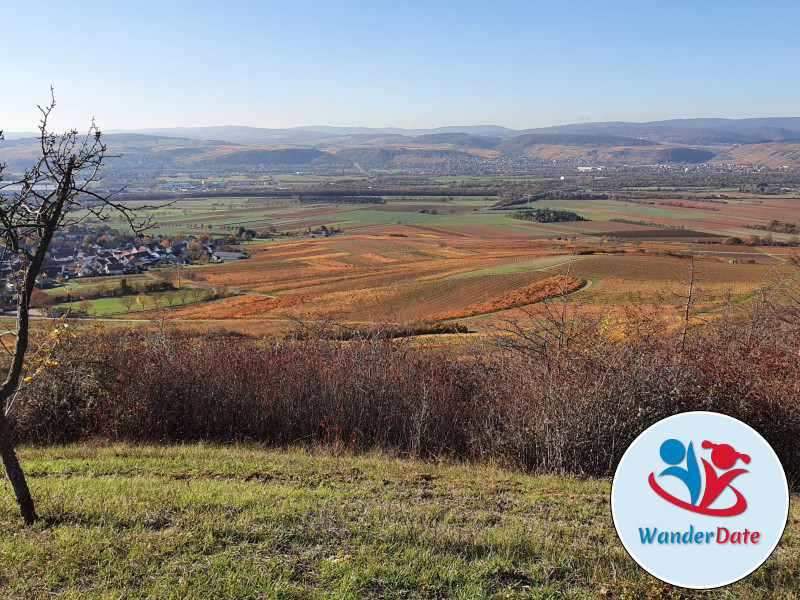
(2, 1), (799, 132)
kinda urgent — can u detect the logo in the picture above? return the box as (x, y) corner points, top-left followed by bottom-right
(648, 439), (749, 516)
(611, 412), (789, 589)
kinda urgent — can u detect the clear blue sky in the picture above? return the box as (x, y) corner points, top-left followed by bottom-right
(3, 0), (799, 132)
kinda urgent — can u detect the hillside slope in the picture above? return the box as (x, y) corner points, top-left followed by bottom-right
(5, 126), (800, 169)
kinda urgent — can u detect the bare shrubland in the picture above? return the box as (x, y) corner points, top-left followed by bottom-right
(10, 288), (800, 487)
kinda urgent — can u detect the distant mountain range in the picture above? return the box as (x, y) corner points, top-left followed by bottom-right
(518, 118), (800, 145)
(93, 117), (800, 146)
(3, 117), (800, 170)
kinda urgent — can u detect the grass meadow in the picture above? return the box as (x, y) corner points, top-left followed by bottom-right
(1, 445), (797, 599)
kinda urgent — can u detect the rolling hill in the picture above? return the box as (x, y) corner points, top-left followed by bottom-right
(4, 117), (800, 171)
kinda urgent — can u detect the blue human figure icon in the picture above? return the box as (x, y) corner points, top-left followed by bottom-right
(658, 438), (701, 505)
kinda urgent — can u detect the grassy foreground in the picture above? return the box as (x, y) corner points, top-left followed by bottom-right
(0, 446), (797, 599)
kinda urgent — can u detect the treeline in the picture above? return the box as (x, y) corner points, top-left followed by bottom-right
(120, 186), (500, 204)
(297, 195), (385, 204)
(11, 298), (800, 487)
(743, 220), (800, 235)
(724, 235), (800, 247)
(590, 170), (800, 191)
(498, 190), (610, 207)
(117, 190), (296, 203)
(609, 218), (682, 229)
(509, 209), (587, 223)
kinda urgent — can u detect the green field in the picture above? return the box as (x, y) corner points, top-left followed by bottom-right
(2, 445), (796, 599)
(55, 296), (130, 316)
(44, 274), (211, 317)
(445, 256), (579, 280)
(538, 201), (729, 223)
(69, 193), (774, 241)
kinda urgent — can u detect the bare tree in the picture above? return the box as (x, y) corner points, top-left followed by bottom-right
(492, 240), (597, 372)
(0, 94), (150, 523)
(680, 254), (696, 353)
(119, 295), (136, 312)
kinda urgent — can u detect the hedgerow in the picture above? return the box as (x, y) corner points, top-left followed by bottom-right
(11, 309), (800, 487)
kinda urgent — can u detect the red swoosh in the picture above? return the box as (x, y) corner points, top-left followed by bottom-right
(648, 472), (747, 516)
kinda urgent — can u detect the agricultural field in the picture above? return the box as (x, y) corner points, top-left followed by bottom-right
(102, 238), (797, 337)
(548, 253), (794, 307)
(112, 191), (800, 243)
(54, 192), (800, 335)
(130, 235), (574, 330)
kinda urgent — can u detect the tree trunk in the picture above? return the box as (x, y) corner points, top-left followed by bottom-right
(0, 414), (37, 524)
(0, 157), (75, 525)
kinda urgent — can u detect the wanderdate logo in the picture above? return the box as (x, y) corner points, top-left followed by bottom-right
(648, 438), (750, 516)
(611, 412), (789, 589)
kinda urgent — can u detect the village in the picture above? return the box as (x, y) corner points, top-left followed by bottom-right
(1, 229), (247, 300)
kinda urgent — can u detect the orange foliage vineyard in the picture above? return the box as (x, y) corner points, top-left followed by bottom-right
(427, 275), (583, 320)
(121, 224), (798, 335)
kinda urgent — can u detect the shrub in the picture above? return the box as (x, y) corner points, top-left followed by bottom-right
(10, 314), (800, 488)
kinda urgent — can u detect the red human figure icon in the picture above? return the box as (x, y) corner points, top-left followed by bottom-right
(698, 441), (750, 511)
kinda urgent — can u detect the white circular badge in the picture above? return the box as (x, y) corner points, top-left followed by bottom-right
(611, 411), (789, 589)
